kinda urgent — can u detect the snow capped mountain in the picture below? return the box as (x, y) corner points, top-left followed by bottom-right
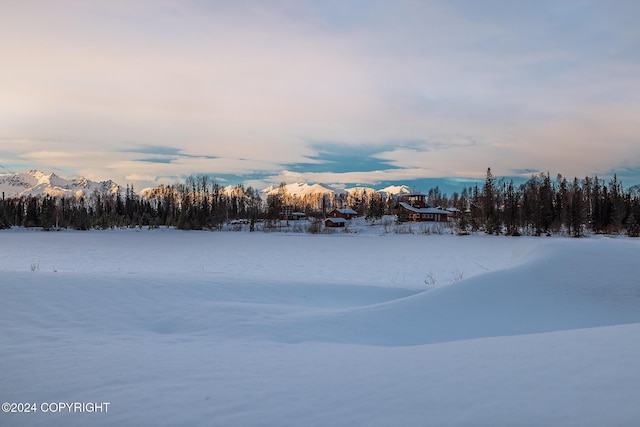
(344, 186), (378, 196)
(0, 170), (433, 201)
(378, 184), (425, 198)
(259, 182), (428, 200)
(138, 181), (423, 202)
(0, 170), (121, 198)
(138, 184), (176, 200)
(261, 182), (347, 198)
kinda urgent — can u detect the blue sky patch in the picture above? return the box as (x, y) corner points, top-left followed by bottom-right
(291, 143), (405, 173)
(137, 158), (175, 164)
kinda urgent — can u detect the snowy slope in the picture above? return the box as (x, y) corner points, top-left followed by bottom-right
(1, 230), (639, 426)
(263, 238), (640, 345)
(260, 182), (428, 200)
(344, 186), (378, 197)
(132, 180), (432, 203)
(378, 184), (424, 197)
(260, 182), (346, 199)
(0, 170), (120, 198)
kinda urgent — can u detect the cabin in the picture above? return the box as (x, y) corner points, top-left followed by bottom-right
(325, 217), (347, 228)
(395, 193), (449, 222)
(444, 207), (462, 220)
(280, 205), (307, 220)
(405, 194), (427, 207)
(397, 203), (450, 222)
(329, 207), (358, 220)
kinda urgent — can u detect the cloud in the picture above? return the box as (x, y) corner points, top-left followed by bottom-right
(0, 0), (639, 189)
(272, 168), (429, 187)
(511, 169), (542, 176)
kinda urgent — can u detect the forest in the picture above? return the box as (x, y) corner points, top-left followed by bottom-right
(0, 168), (639, 237)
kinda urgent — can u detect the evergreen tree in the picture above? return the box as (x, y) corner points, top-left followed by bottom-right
(556, 175), (569, 232)
(365, 193), (385, 222)
(608, 174), (625, 232)
(24, 197), (39, 227)
(482, 168), (500, 234)
(626, 213), (639, 237)
(503, 180), (520, 236)
(569, 178), (585, 237)
(0, 197), (9, 229)
(539, 173), (554, 234)
(469, 184), (482, 231)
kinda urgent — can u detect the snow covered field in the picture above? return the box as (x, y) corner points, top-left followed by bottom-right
(1, 225), (640, 426)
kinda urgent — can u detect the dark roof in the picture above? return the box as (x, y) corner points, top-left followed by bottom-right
(325, 217), (347, 224)
(333, 208), (357, 215)
(398, 202), (450, 215)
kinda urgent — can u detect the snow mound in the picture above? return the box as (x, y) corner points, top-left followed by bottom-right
(262, 238), (640, 345)
(6, 235), (636, 348)
(2, 232), (640, 426)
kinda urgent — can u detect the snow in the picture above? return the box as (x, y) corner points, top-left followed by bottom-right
(261, 182), (346, 198)
(260, 182), (427, 200)
(378, 184), (424, 197)
(1, 228), (640, 426)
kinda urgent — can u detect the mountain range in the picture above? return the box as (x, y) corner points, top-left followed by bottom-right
(4, 170), (639, 201)
(0, 170), (424, 200)
(0, 170), (120, 199)
(259, 182), (423, 199)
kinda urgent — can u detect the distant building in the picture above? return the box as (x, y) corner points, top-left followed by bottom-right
(444, 207), (462, 220)
(395, 194), (449, 222)
(325, 217), (347, 228)
(280, 205), (307, 220)
(329, 208), (358, 220)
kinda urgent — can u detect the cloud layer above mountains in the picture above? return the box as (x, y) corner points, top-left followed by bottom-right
(1, 0), (639, 191)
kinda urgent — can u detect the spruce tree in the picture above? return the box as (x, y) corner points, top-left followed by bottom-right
(626, 213), (639, 237)
(482, 168), (500, 234)
(504, 180), (519, 236)
(570, 178), (585, 237)
(365, 194), (385, 222)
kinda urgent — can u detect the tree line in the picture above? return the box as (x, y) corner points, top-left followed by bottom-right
(0, 169), (638, 236)
(0, 176), (266, 231)
(455, 168), (640, 237)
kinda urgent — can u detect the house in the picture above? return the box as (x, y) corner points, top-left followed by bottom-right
(329, 207), (358, 220)
(397, 201), (449, 222)
(405, 194), (427, 207)
(395, 193), (449, 222)
(444, 207), (462, 220)
(325, 217), (347, 228)
(280, 205), (307, 220)
(397, 193), (429, 209)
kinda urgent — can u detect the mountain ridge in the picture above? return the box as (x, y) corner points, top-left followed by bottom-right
(5, 169), (636, 201)
(0, 170), (120, 198)
(0, 170), (425, 200)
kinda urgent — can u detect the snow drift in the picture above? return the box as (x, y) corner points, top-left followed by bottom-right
(263, 238), (640, 346)
(1, 230), (639, 426)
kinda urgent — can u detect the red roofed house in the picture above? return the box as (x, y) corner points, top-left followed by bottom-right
(325, 217), (347, 228)
(329, 208), (358, 220)
(396, 194), (449, 222)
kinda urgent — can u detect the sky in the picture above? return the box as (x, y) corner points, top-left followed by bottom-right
(1, 0), (639, 194)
